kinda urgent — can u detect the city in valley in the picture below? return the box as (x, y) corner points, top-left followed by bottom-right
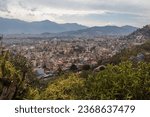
(1, 34), (144, 79)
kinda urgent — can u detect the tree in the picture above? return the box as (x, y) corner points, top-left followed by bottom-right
(41, 73), (84, 100)
(0, 51), (21, 99)
(0, 51), (36, 99)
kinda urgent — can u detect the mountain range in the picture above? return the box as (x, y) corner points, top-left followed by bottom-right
(54, 25), (138, 38)
(0, 17), (87, 34)
(0, 17), (138, 36)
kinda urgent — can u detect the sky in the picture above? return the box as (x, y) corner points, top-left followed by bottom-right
(0, 0), (150, 27)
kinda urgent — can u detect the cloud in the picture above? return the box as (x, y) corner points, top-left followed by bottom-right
(0, 0), (150, 27)
(0, 0), (9, 12)
(53, 12), (145, 27)
(24, 0), (150, 15)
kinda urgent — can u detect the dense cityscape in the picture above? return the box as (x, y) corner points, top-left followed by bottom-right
(1, 33), (145, 79)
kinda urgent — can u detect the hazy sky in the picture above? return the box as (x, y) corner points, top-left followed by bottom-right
(0, 0), (150, 27)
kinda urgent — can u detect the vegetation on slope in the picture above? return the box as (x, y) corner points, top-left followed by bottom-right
(0, 51), (36, 99)
(0, 41), (150, 100)
(27, 61), (150, 100)
(110, 41), (150, 64)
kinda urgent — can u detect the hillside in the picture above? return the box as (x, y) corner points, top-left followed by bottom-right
(110, 41), (150, 64)
(0, 17), (87, 34)
(124, 25), (150, 40)
(55, 25), (138, 37)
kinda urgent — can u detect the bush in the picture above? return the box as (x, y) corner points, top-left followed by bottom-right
(82, 61), (150, 100)
(0, 51), (36, 99)
(31, 61), (150, 100)
(40, 73), (85, 100)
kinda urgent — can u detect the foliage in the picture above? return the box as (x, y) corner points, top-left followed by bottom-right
(82, 61), (150, 100)
(40, 73), (85, 100)
(0, 51), (36, 99)
(28, 61), (150, 100)
(24, 87), (41, 100)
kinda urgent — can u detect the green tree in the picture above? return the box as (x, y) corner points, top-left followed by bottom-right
(0, 51), (36, 99)
(40, 73), (84, 100)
